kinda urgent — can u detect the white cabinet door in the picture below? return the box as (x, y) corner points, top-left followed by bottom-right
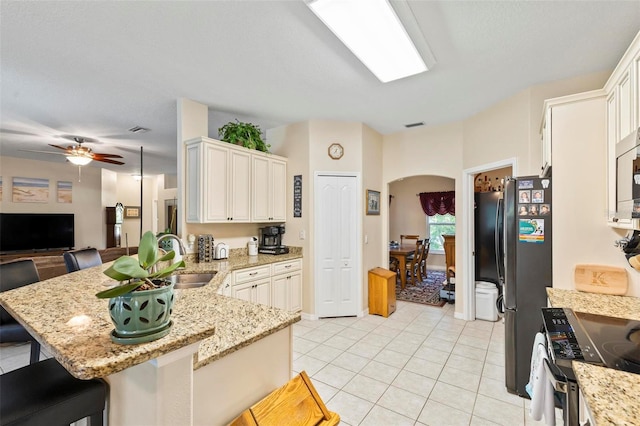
(254, 279), (271, 306)
(204, 142), (230, 222)
(271, 274), (288, 311)
(185, 142), (202, 222)
(232, 282), (253, 303)
(252, 156), (287, 222)
(270, 159), (287, 221)
(229, 149), (251, 222)
(252, 156), (270, 222)
(618, 69), (633, 141)
(288, 271), (302, 313)
(232, 278), (270, 305)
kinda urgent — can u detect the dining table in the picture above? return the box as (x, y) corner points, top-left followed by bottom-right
(389, 244), (415, 290)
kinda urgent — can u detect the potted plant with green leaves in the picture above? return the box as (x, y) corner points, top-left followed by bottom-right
(218, 119), (271, 153)
(96, 231), (185, 344)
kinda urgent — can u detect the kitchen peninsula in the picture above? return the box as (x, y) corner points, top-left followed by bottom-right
(0, 250), (302, 425)
(546, 288), (640, 426)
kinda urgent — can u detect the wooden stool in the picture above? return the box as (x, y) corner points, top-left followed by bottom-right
(230, 371), (339, 426)
(0, 358), (108, 426)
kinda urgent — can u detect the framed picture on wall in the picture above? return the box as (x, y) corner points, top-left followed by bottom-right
(366, 190), (380, 215)
(124, 206), (140, 219)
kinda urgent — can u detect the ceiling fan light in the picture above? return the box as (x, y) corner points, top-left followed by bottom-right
(67, 155), (92, 166)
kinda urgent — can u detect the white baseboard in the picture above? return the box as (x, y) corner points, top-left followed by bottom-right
(454, 311), (466, 320)
(300, 312), (317, 321)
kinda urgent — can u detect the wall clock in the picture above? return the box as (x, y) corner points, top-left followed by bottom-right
(328, 143), (344, 160)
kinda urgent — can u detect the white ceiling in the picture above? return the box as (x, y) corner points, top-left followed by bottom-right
(1, 1), (639, 175)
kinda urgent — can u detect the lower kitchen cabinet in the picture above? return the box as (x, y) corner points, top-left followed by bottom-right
(232, 265), (272, 306)
(232, 278), (271, 306)
(231, 259), (302, 312)
(271, 259), (302, 313)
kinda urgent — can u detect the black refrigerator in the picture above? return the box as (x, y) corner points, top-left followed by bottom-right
(474, 191), (503, 285)
(502, 175), (553, 397)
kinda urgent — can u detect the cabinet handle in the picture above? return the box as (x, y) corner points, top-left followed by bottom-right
(249, 272), (258, 276)
(285, 265), (292, 269)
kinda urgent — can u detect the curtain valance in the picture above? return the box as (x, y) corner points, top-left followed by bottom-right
(418, 191), (455, 216)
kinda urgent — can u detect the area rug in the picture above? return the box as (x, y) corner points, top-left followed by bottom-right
(395, 270), (447, 307)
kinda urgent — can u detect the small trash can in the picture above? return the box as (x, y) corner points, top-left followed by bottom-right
(475, 281), (498, 321)
(368, 267), (396, 317)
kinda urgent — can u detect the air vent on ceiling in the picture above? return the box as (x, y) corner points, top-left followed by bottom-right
(128, 126), (150, 134)
(404, 122), (424, 128)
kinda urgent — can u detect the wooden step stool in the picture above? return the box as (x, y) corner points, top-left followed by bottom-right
(229, 371), (339, 425)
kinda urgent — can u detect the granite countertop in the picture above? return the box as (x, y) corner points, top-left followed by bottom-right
(0, 248), (302, 380)
(546, 288), (640, 320)
(572, 362), (640, 426)
(546, 288), (640, 425)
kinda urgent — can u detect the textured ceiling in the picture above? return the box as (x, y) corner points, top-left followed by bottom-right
(1, 1), (639, 175)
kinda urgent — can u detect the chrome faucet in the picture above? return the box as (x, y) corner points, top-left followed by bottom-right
(157, 234), (187, 255)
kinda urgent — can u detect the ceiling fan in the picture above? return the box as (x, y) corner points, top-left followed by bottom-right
(46, 136), (125, 166)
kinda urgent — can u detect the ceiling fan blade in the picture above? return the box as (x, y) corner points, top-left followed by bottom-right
(94, 158), (125, 165)
(92, 153), (123, 158)
(19, 149), (68, 156)
(49, 144), (71, 151)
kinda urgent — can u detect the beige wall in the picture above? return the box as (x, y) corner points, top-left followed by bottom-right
(389, 175), (455, 270)
(550, 95), (637, 296)
(0, 157), (105, 249)
(362, 124), (384, 309)
(383, 123), (464, 311)
(0, 156), (170, 251)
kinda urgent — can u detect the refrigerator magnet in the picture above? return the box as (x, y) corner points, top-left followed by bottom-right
(532, 190), (544, 203)
(518, 180), (534, 189)
(519, 190), (531, 203)
(519, 219), (544, 243)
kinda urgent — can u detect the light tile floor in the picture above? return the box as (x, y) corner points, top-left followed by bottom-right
(292, 301), (563, 426)
(0, 300), (563, 425)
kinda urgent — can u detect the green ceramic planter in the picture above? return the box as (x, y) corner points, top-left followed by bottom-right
(108, 281), (174, 341)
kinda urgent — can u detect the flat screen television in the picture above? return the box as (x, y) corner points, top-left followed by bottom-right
(0, 213), (74, 253)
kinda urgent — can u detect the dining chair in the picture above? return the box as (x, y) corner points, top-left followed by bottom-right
(0, 358), (108, 426)
(63, 248), (103, 273)
(418, 240), (431, 282)
(400, 234), (419, 246)
(404, 239), (424, 286)
(0, 259), (42, 364)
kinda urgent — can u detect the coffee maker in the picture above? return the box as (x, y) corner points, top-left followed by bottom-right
(258, 224), (289, 255)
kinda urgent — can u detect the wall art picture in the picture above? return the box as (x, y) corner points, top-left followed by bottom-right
(12, 177), (49, 203)
(367, 189), (380, 215)
(125, 206), (141, 219)
(57, 181), (72, 203)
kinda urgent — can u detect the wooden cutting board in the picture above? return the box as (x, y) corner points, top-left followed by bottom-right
(574, 264), (628, 295)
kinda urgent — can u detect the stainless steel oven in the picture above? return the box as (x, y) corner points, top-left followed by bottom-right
(541, 308), (640, 426)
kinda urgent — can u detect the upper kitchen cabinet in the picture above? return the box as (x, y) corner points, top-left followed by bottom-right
(252, 155), (287, 222)
(185, 137), (288, 224)
(185, 137), (251, 223)
(605, 31), (640, 227)
(540, 91), (604, 177)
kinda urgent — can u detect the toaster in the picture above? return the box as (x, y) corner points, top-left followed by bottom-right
(214, 243), (229, 260)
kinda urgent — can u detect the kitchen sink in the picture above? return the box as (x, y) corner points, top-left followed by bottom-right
(168, 272), (216, 289)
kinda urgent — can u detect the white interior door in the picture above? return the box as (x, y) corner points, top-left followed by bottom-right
(315, 174), (359, 318)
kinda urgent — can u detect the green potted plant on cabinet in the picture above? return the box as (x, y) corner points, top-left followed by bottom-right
(96, 231), (185, 344)
(218, 119), (271, 153)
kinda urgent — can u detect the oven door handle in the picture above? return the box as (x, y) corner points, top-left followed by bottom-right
(543, 358), (568, 394)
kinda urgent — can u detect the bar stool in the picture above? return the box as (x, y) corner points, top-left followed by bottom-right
(63, 248), (102, 273)
(0, 358), (108, 425)
(0, 259), (41, 364)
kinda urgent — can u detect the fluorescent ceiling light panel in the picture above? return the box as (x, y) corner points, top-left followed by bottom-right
(307, 0), (427, 82)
